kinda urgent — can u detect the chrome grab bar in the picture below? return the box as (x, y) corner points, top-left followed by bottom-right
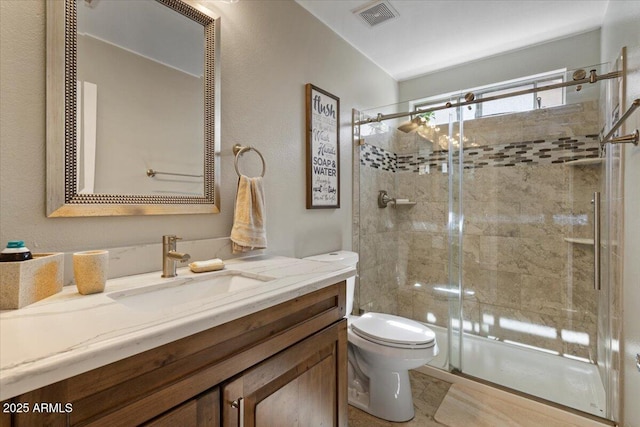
(593, 192), (601, 291)
(607, 129), (639, 146)
(600, 99), (639, 145)
(146, 168), (203, 178)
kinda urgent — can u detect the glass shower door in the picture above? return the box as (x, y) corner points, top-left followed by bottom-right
(447, 104), (464, 374)
(354, 101), (459, 372)
(451, 83), (607, 417)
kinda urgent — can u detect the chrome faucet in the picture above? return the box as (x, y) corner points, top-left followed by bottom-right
(162, 235), (191, 278)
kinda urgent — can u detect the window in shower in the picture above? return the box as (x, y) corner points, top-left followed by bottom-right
(413, 69), (566, 124)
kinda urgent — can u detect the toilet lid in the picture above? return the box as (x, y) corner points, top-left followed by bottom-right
(351, 313), (436, 349)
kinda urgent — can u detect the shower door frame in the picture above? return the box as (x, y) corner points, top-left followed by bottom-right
(444, 67), (624, 421)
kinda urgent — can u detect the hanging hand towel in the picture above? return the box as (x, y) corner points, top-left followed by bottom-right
(231, 175), (267, 254)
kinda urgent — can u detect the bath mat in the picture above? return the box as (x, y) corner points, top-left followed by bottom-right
(434, 383), (597, 427)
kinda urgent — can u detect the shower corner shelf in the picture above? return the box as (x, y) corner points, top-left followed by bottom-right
(564, 237), (595, 245)
(565, 158), (604, 166)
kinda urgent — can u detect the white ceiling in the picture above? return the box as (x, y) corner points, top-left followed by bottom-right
(295, 0), (610, 81)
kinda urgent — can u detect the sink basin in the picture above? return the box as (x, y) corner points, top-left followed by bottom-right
(108, 271), (275, 312)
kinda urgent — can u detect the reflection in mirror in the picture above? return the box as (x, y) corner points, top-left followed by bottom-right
(77, 0), (204, 196)
(46, 0), (220, 216)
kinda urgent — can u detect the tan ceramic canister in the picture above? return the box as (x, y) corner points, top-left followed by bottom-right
(73, 250), (109, 295)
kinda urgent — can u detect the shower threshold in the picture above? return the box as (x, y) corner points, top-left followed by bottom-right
(422, 324), (606, 418)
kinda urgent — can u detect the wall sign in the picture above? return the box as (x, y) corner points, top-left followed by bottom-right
(305, 83), (340, 209)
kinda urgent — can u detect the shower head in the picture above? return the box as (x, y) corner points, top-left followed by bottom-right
(397, 116), (422, 133)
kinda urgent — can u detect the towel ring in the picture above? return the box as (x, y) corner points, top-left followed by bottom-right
(233, 144), (266, 178)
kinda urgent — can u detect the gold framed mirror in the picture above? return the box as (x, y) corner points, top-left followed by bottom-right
(46, 0), (220, 217)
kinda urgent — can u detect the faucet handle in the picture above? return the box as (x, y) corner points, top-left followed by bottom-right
(163, 235), (182, 243)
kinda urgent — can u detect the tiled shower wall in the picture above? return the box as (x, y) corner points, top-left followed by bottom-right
(355, 127), (401, 315)
(355, 101), (601, 359)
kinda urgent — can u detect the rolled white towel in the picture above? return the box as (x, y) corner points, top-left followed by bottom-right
(189, 258), (225, 273)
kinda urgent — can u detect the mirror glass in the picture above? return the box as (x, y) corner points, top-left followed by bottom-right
(46, 0), (219, 216)
(77, 0), (204, 196)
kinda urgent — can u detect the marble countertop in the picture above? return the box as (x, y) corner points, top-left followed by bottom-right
(0, 256), (355, 401)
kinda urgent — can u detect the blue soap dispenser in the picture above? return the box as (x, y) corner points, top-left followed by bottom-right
(0, 240), (33, 262)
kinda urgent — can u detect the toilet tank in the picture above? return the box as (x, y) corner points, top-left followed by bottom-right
(303, 251), (358, 316)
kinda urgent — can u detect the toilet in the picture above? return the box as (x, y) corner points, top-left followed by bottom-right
(303, 251), (438, 422)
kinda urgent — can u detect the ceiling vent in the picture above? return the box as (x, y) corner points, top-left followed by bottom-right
(353, 1), (398, 28)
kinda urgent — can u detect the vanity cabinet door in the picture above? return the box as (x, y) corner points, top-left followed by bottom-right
(222, 319), (347, 427)
(143, 387), (219, 427)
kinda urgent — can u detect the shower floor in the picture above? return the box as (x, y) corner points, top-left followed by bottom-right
(425, 325), (607, 418)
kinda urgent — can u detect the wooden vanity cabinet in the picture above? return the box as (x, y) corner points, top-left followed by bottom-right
(143, 387), (220, 427)
(1, 281), (347, 427)
(222, 320), (346, 427)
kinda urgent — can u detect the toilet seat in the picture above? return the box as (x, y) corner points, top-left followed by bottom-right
(351, 313), (436, 349)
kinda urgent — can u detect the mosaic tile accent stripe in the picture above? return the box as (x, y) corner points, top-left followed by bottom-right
(359, 143), (397, 172)
(371, 135), (600, 173)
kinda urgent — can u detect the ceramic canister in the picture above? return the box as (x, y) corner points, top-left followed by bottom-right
(73, 250), (109, 295)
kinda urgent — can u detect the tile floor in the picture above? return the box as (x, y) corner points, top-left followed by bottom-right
(434, 383), (601, 427)
(347, 370), (608, 427)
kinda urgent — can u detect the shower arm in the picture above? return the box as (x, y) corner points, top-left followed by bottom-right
(356, 70), (622, 126)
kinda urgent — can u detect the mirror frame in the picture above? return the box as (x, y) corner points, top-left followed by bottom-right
(46, 0), (220, 217)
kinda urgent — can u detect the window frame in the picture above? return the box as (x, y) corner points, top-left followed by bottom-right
(412, 69), (566, 125)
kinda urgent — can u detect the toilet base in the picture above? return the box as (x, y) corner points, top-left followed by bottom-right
(347, 368), (415, 422)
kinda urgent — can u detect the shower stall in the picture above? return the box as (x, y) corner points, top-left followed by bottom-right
(352, 58), (629, 421)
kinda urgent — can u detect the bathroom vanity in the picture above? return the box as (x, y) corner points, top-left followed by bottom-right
(0, 257), (353, 426)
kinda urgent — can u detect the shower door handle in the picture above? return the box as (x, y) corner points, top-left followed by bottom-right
(593, 192), (601, 291)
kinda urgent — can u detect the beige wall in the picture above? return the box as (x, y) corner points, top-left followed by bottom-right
(0, 1), (397, 258)
(601, 2), (640, 426)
